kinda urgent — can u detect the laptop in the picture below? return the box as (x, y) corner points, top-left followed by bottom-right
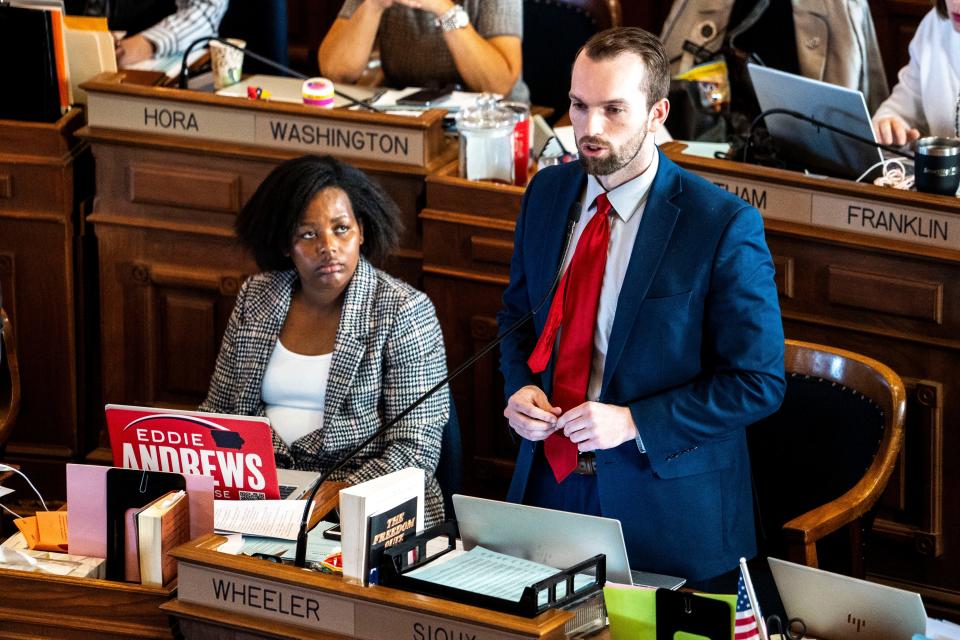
(747, 63), (883, 180)
(105, 404), (320, 501)
(452, 494), (685, 589)
(769, 558), (927, 640)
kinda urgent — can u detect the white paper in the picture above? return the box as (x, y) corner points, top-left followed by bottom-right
(125, 48), (206, 79)
(407, 545), (593, 604)
(213, 499), (311, 540)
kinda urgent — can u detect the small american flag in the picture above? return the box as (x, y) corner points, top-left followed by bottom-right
(735, 569), (762, 640)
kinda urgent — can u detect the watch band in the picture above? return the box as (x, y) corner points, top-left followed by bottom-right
(437, 5), (469, 33)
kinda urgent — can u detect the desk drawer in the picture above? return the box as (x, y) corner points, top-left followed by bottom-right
(421, 208), (515, 280)
(0, 161), (70, 219)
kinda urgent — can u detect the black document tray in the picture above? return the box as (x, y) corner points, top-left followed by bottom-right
(378, 521), (605, 617)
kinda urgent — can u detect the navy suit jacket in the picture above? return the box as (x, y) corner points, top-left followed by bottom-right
(498, 151), (786, 580)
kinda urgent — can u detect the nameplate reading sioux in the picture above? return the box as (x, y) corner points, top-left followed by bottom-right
(812, 194), (958, 251)
(85, 91), (426, 166)
(695, 171), (813, 224)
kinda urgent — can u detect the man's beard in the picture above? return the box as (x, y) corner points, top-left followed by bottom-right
(577, 127), (647, 176)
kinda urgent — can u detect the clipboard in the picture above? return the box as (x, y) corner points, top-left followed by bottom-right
(655, 588), (732, 640)
(104, 468), (186, 581)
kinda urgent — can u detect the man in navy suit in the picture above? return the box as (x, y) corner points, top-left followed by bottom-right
(498, 27), (785, 590)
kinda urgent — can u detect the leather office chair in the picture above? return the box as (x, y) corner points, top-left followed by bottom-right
(748, 339), (906, 578)
(0, 306), (20, 456)
(522, 0), (622, 123)
(435, 393), (462, 523)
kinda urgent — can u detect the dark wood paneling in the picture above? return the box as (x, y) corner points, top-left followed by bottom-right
(128, 163), (242, 214)
(827, 265), (943, 323)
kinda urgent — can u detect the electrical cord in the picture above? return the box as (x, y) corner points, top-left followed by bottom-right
(0, 463), (48, 512)
(742, 108), (914, 170)
(855, 158), (915, 190)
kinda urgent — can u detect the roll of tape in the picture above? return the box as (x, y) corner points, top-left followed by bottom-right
(303, 77), (335, 109)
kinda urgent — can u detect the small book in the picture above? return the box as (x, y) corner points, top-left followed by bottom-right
(366, 496), (418, 585)
(137, 490), (190, 587)
(340, 467), (425, 586)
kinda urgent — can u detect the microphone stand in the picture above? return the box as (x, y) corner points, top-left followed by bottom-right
(742, 108), (914, 164)
(293, 203), (583, 567)
(176, 36), (381, 112)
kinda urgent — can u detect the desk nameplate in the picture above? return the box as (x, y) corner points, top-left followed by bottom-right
(692, 169), (959, 250)
(86, 90), (427, 166)
(177, 561), (539, 640)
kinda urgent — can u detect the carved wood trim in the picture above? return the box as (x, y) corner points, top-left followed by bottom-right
(128, 162), (242, 214)
(124, 262), (246, 296)
(0, 173), (12, 199)
(422, 265), (510, 286)
(781, 310), (960, 351)
(470, 236), (514, 266)
(773, 255), (794, 299)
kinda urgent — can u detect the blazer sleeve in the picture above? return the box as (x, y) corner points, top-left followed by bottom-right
(497, 178), (542, 400)
(345, 292), (448, 484)
(198, 277), (249, 414)
(872, 14), (929, 133)
(632, 205), (786, 469)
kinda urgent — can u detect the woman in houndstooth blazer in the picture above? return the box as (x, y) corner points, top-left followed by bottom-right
(200, 155), (449, 526)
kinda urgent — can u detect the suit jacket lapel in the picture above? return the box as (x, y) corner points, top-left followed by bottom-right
(601, 151), (683, 395)
(237, 271), (296, 412)
(322, 258), (373, 426)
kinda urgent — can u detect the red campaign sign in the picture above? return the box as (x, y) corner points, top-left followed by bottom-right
(106, 405), (281, 500)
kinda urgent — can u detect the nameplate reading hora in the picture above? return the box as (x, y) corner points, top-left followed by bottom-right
(812, 194), (957, 250)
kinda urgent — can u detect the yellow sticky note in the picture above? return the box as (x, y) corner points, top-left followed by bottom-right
(35, 510), (69, 552)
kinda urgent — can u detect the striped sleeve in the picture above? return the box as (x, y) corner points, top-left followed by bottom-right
(139, 0), (228, 57)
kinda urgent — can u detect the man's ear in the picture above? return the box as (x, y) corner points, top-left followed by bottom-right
(648, 97), (670, 132)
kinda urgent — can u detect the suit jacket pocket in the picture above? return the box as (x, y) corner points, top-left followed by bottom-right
(641, 290), (693, 316)
(650, 436), (737, 479)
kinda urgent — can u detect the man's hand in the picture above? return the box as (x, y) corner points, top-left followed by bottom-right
(504, 385), (561, 441)
(392, 0), (455, 16)
(115, 35), (156, 67)
(557, 401), (638, 451)
(874, 117), (921, 146)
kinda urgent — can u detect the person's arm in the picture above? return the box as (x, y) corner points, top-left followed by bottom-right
(344, 293), (448, 484)
(872, 15), (928, 145)
(318, 0), (390, 84)
(628, 206), (786, 464)
(198, 278), (249, 414)
(121, 0), (228, 64)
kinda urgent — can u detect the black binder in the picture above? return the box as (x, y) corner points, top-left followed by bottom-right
(0, 5), (62, 122)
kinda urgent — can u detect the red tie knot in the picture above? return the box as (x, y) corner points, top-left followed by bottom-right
(594, 192), (613, 218)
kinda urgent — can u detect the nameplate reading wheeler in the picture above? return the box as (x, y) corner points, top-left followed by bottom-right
(694, 171), (813, 224)
(177, 562), (531, 640)
(813, 194), (957, 250)
(85, 91), (424, 166)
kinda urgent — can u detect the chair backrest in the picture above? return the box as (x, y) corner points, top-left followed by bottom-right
(747, 339), (905, 574)
(0, 307), (21, 455)
(435, 393), (462, 522)
(218, 0), (289, 73)
(522, 0), (621, 123)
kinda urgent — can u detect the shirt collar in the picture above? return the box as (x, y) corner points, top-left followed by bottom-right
(583, 150), (660, 222)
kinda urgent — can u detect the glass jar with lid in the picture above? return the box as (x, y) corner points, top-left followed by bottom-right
(455, 95), (516, 184)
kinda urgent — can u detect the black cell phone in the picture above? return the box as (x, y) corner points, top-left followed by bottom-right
(396, 87), (453, 106)
(322, 523), (342, 540)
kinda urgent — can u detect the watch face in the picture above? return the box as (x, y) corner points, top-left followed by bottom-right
(441, 5), (469, 31)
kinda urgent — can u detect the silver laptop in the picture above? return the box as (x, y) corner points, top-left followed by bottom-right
(769, 558), (926, 640)
(452, 494), (684, 589)
(748, 63), (883, 180)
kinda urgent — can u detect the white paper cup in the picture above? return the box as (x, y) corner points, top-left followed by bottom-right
(210, 38), (246, 90)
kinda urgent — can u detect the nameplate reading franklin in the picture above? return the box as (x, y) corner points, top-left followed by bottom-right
(86, 92), (425, 166)
(177, 562), (356, 635)
(694, 171), (812, 224)
(812, 194), (957, 250)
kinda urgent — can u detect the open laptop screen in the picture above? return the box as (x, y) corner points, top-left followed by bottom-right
(748, 63), (883, 180)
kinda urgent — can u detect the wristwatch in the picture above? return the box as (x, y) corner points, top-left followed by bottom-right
(437, 4), (469, 32)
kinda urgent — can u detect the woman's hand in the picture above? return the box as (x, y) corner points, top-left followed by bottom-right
(391, 0), (455, 16)
(115, 35), (155, 67)
(874, 117), (921, 146)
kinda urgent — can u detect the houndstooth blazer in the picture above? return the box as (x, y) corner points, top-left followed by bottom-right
(200, 258), (449, 526)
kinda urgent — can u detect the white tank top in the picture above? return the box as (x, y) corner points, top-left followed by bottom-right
(261, 340), (332, 446)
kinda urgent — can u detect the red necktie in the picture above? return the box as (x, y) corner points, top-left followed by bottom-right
(527, 193), (612, 482)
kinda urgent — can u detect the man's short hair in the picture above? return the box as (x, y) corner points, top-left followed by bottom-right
(935, 0), (947, 19)
(579, 27), (670, 109)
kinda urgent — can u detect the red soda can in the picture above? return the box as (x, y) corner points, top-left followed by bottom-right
(501, 101), (531, 185)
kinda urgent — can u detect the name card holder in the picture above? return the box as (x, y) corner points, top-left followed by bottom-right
(165, 533), (584, 640)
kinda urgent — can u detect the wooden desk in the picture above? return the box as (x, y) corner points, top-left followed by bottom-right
(78, 73), (457, 459)
(0, 109), (95, 501)
(421, 151), (960, 621)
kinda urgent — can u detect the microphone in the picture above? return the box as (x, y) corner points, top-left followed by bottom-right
(293, 201), (583, 567)
(176, 36), (379, 111)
